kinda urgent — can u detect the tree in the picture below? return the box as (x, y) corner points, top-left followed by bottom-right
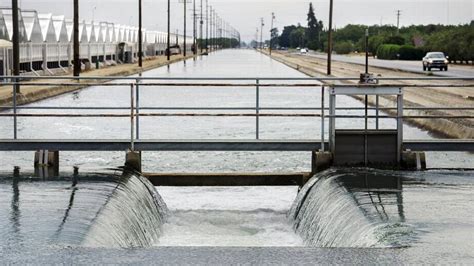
(290, 27), (306, 48)
(270, 27), (279, 48)
(279, 25), (297, 48)
(306, 2), (323, 50)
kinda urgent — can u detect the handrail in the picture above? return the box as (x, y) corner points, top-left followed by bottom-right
(2, 76), (472, 149)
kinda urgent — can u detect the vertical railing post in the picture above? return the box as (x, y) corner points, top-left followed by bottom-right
(135, 77), (140, 140)
(256, 79), (260, 140)
(321, 86), (325, 151)
(130, 83), (135, 151)
(13, 79), (18, 139)
(397, 88), (404, 164)
(329, 87), (336, 154)
(376, 95), (379, 130)
(364, 94), (368, 166)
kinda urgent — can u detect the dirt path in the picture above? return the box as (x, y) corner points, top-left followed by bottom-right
(266, 50), (474, 139)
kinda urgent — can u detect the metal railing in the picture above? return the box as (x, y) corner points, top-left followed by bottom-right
(1, 76), (473, 151)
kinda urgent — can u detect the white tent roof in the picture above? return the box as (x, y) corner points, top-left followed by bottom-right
(0, 10), (8, 41)
(52, 15), (68, 42)
(84, 21), (96, 43)
(21, 11), (43, 42)
(38, 13), (56, 42)
(107, 23), (115, 43)
(64, 19), (73, 42)
(93, 22), (102, 42)
(1, 9), (27, 42)
(100, 22), (109, 43)
(79, 21), (88, 42)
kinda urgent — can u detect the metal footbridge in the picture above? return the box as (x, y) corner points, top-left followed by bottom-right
(1, 76), (473, 184)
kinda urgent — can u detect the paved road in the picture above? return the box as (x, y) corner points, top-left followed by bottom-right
(303, 52), (474, 78)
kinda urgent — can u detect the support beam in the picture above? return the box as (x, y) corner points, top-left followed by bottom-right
(0, 140), (472, 152)
(145, 172), (312, 186)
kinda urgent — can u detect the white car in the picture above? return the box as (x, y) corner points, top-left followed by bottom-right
(300, 48), (308, 54)
(422, 52), (449, 71)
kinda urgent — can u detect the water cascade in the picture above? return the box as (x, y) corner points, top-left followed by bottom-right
(289, 169), (412, 248)
(82, 169), (168, 247)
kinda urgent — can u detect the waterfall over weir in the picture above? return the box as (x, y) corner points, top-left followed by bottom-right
(289, 169), (412, 248)
(82, 169), (169, 248)
(0, 169), (168, 249)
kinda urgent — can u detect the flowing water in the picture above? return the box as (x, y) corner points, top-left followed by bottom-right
(0, 169), (168, 250)
(0, 50), (473, 264)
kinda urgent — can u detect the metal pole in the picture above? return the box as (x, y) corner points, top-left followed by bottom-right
(138, 0), (143, 67)
(321, 86), (325, 151)
(260, 18), (264, 50)
(193, 0), (196, 55)
(327, 0), (333, 75)
(12, 0), (20, 93)
(13, 83), (17, 139)
(205, 0), (209, 53)
(73, 0), (80, 77)
(256, 79), (260, 140)
(130, 84), (135, 151)
(364, 94), (368, 166)
(135, 78), (140, 139)
(397, 88), (404, 164)
(269, 12), (274, 56)
(376, 95), (379, 129)
(200, 0), (203, 53)
(184, 0), (187, 57)
(329, 89), (336, 153)
(365, 28), (369, 74)
(167, 0), (171, 61)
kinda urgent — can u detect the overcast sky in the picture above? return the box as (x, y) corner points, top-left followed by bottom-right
(11, 0), (474, 42)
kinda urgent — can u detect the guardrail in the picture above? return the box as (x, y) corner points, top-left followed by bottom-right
(1, 76), (473, 152)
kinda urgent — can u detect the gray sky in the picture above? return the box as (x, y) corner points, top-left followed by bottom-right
(12, 0), (474, 42)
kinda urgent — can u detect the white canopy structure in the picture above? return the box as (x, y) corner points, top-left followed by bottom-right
(38, 13), (56, 42)
(1, 7), (196, 77)
(1, 9), (27, 42)
(52, 15), (68, 43)
(21, 10), (43, 43)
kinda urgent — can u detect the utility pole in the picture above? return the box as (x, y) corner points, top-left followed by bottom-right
(205, 0), (209, 53)
(209, 6), (214, 53)
(396, 10), (401, 34)
(12, 0), (20, 93)
(365, 28), (369, 74)
(193, 0), (196, 55)
(138, 0), (143, 67)
(269, 12), (275, 56)
(73, 0), (80, 77)
(327, 0), (334, 75)
(167, 0), (171, 61)
(200, 0), (203, 53)
(183, 0), (187, 57)
(260, 18), (264, 50)
(255, 27), (259, 49)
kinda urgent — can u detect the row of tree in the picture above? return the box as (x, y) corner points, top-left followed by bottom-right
(269, 3), (473, 63)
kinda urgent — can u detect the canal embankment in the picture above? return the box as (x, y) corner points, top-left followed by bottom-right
(262, 50), (474, 139)
(0, 54), (201, 108)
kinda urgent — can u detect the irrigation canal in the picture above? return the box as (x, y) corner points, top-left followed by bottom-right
(0, 50), (473, 264)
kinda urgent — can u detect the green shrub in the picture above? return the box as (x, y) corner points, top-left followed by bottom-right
(334, 41), (354, 54)
(377, 44), (401, 59)
(398, 45), (425, 60)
